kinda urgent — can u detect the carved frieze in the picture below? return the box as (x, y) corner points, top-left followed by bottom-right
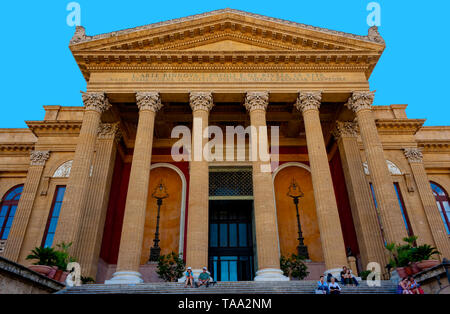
(53, 160), (73, 178)
(295, 91), (322, 113)
(244, 92), (269, 112)
(189, 92), (214, 112)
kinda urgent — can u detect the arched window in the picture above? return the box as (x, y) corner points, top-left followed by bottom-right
(0, 185), (23, 240)
(431, 182), (450, 234)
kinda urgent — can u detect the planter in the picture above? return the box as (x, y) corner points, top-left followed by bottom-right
(417, 260), (439, 270)
(404, 266), (413, 276)
(29, 265), (57, 279)
(396, 267), (407, 279)
(59, 271), (69, 283)
(410, 262), (421, 274)
(53, 269), (63, 282)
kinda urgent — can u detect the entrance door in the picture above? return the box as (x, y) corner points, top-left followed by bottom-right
(208, 200), (254, 281)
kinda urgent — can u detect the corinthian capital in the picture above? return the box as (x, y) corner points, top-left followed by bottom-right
(30, 151), (50, 166)
(82, 92), (111, 114)
(295, 91), (322, 113)
(244, 92), (269, 112)
(345, 91), (375, 113)
(189, 92), (214, 112)
(404, 148), (423, 163)
(332, 121), (359, 140)
(98, 122), (122, 142)
(136, 92), (163, 112)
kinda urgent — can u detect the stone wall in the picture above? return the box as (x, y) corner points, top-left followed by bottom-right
(0, 256), (64, 294)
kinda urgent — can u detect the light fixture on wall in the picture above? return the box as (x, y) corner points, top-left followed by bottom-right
(149, 180), (169, 262)
(287, 178), (309, 259)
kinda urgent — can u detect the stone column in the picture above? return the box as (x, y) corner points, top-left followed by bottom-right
(53, 93), (111, 251)
(185, 92), (214, 277)
(76, 123), (122, 278)
(4, 151), (50, 261)
(245, 92), (288, 281)
(346, 92), (408, 244)
(404, 148), (450, 258)
(295, 92), (348, 272)
(332, 122), (387, 268)
(106, 92), (162, 284)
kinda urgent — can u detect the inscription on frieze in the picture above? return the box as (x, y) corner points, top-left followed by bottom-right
(103, 72), (348, 83)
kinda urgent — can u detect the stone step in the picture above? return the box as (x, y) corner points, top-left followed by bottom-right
(58, 281), (397, 294)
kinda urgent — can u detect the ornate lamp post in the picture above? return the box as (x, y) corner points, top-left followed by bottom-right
(149, 180), (169, 262)
(287, 178), (309, 259)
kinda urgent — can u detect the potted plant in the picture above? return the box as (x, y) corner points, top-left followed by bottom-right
(386, 241), (413, 278)
(410, 244), (440, 270)
(157, 252), (186, 282)
(280, 254), (309, 280)
(26, 247), (58, 278)
(26, 242), (76, 283)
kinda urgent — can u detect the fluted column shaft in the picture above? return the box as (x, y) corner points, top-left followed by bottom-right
(113, 93), (162, 280)
(333, 122), (387, 268)
(404, 148), (450, 258)
(296, 92), (348, 270)
(347, 92), (408, 244)
(76, 123), (121, 278)
(54, 93), (111, 251)
(5, 151), (50, 261)
(185, 92), (213, 272)
(245, 93), (283, 274)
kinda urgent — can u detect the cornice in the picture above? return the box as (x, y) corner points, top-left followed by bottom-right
(26, 121), (82, 137)
(417, 140), (450, 152)
(375, 119), (425, 135)
(69, 9), (385, 48)
(0, 143), (35, 154)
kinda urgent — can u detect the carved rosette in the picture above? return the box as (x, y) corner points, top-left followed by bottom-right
(30, 151), (50, 166)
(98, 122), (122, 142)
(189, 92), (214, 112)
(404, 148), (423, 163)
(295, 91), (322, 113)
(332, 121), (359, 140)
(82, 92), (111, 113)
(345, 91), (375, 113)
(244, 92), (269, 112)
(136, 92), (163, 112)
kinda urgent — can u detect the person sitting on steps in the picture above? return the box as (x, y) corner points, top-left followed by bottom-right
(329, 277), (342, 295)
(184, 267), (194, 288)
(340, 266), (359, 286)
(197, 267), (211, 288)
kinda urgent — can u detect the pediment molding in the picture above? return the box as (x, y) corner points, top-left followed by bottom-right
(26, 121), (82, 137)
(70, 9), (384, 52)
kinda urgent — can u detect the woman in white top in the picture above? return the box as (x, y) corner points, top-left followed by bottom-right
(328, 277), (342, 295)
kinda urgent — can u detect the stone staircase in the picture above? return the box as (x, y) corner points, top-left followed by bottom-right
(57, 281), (397, 294)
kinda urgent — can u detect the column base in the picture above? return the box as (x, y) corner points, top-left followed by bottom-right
(105, 271), (144, 285)
(254, 268), (289, 281)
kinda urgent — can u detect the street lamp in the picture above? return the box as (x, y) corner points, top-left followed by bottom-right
(149, 180), (169, 262)
(287, 178), (309, 259)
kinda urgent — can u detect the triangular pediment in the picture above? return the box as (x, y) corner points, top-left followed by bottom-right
(70, 9), (385, 52)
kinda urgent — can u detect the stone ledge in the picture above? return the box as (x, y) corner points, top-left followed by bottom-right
(0, 256), (65, 294)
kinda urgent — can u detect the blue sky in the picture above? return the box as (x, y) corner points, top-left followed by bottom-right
(0, 0), (448, 127)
